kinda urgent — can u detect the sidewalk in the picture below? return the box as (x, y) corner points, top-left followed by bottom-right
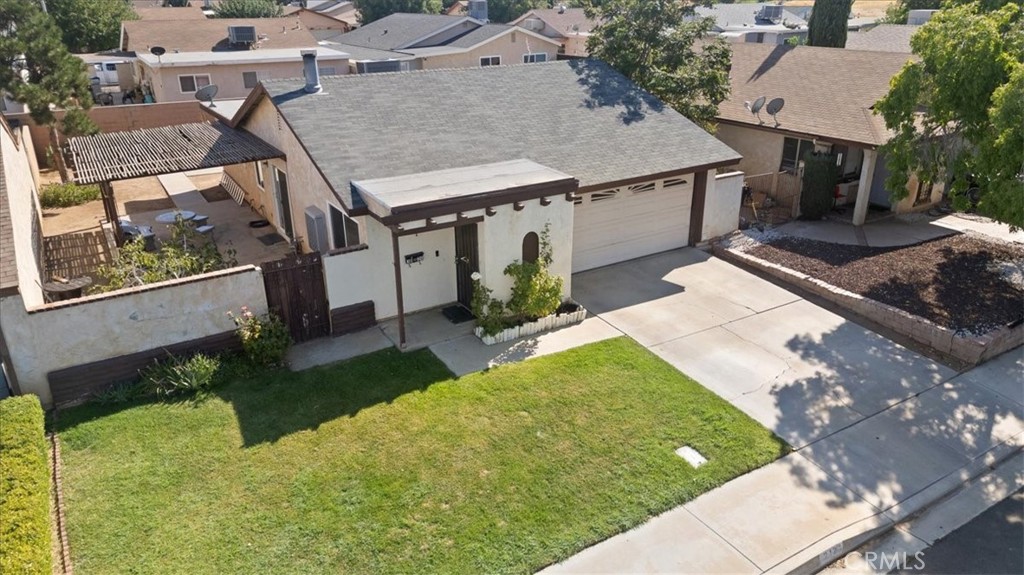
(775, 213), (1023, 248)
(541, 350), (1023, 574)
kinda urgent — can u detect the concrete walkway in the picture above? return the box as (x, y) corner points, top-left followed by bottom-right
(546, 249), (1023, 574)
(776, 213), (1022, 247)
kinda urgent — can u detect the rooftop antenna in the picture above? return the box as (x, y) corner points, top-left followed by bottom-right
(195, 83), (219, 108)
(744, 96), (766, 124)
(766, 97), (785, 127)
(150, 45), (165, 64)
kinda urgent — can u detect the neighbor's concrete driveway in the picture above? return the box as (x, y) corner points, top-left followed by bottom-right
(572, 248), (954, 449)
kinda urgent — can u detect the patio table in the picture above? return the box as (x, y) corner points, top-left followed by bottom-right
(154, 210), (196, 224)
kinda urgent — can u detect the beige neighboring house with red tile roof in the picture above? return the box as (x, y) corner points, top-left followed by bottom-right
(120, 16), (350, 103)
(510, 7), (599, 57)
(716, 43), (940, 225)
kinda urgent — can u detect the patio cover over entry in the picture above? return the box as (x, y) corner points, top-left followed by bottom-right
(65, 121), (283, 242)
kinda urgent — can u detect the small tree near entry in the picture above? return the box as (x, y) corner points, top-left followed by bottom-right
(807, 0), (853, 47)
(800, 152), (839, 220)
(213, 0), (283, 18)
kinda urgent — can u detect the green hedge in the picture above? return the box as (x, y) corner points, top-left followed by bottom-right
(39, 182), (101, 209)
(0, 395), (52, 575)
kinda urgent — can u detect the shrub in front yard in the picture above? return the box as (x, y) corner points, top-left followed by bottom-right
(39, 182), (101, 208)
(0, 395), (52, 575)
(228, 307), (292, 366)
(141, 353), (221, 397)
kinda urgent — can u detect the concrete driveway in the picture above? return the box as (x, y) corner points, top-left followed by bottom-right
(572, 249), (955, 448)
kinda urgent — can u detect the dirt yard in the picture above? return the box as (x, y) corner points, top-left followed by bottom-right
(784, 0), (895, 20)
(40, 175), (171, 237)
(747, 234), (1024, 334)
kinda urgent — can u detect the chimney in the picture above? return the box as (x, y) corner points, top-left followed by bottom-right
(301, 50), (321, 93)
(468, 0), (488, 23)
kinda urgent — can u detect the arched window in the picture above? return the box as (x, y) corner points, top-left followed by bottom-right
(522, 232), (539, 264)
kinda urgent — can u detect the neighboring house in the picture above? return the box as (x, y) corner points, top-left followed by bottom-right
(318, 13), (561, 73)
(695, 2), (808, 45)
(120, 16), (350, 102)
(715, 43), (941, 225)
(845, 24), (919, 53)
(133, 5), (207, 20)
(285, 0), (360, 29)
(509, 7), (600, 57)
(221, 59), (742, 343)
(445, 1), (468, 16)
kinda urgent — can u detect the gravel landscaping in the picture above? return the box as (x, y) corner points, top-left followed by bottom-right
(746, 233), (1024, 335)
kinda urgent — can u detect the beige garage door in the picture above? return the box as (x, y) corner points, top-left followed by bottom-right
(571, 177), (693, 273)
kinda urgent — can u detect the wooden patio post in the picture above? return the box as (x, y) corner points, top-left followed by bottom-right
(99, 181), (123, 245)
(391, 230), (406, 347)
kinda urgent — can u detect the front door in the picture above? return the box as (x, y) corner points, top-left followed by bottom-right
(454, 224), (479, 309)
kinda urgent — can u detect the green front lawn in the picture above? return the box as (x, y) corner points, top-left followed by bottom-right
(57, 337), (786, 574)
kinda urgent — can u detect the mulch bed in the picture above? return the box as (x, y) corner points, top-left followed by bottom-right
(747, 234), (1024, 334)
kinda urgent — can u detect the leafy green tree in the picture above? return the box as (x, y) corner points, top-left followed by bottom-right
(478, 0), (546, 23)
(875, 2), (1023, 228)
(807, 0), (852, 47)
(584, 0), (730, 131)
(47, 0), (137, 53)
(354, 0), (440, 24)
(214, 0), (283, 18)
(0, 0), (97, 178)
(882, 0), (1015, 23)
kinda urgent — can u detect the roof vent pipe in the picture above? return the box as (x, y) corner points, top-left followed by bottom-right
(301, 50), (321, 94)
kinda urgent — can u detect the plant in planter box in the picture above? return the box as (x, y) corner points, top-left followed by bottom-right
(504, 226), (563, 324)
(470, 274), (509, 336)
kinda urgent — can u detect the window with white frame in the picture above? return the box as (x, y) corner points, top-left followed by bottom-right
(242, 71), (270, 89)
(479, 56), (500, 66)
(522, 53), (547, 63)
(178, 74), (211, 93)
(779, 137), (815, 173)
(329, 204), (361, 249)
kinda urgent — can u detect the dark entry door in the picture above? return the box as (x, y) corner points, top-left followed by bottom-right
(261, 251), (330, 343)
(454, 224), (479, 309)
(273, 167), (294, 239)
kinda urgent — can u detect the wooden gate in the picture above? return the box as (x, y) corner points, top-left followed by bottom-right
(261, 252), (330, 343)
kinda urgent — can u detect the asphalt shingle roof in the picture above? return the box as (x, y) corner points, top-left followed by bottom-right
(329, 13), (472, 50)
(845, 24), (920, 53)
(444, 24), (509, 48)
(318, 41), (409, 61)
(719, 43), (911, 147)
(256, 60), (740, 208)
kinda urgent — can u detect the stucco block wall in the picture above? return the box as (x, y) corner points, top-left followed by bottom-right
(702, 171), (744, 241)
(419, 33), (560, 69)
(145, 58), (349, 103)
(1, 266), (267, 406)
(715, 123), (785, 177)
(478, 197), (574, 303)
(3, 125), (44, 307)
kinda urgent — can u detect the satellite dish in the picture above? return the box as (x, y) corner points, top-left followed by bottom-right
(766, 97), (785, 126)
(745, 95), (767, 123)
(194, 84), (219, 108)
(150, 46), (165, 64)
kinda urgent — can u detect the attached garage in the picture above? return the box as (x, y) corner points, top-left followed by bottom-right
(571, 177), (693, 272)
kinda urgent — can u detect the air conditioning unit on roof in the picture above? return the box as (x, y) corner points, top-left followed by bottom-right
(228, 25), (258, 45)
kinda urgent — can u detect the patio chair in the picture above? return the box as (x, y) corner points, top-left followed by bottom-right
(192, 214), (209, 227)
(196, 224), (215, 238)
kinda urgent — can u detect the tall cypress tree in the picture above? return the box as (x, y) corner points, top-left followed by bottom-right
(807, 0), (853, 48)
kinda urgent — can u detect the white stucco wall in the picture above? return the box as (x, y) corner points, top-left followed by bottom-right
(144, 57), (349, 103)
(702, 171), (744, 241)
(1, 266), (267, 406)
(715, 123), (786, 177)
(3, 123), (45, 307)
(477, 197), (574, 303)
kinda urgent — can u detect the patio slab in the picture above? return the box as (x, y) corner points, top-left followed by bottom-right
(286, 326), (393, 371)
(429, 316), (622, 377)
(540, 505), (759, 574)
(685, 452), (887, 571)
(379, 306), (476, 351)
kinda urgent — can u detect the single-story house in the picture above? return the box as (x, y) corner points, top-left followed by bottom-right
(120, 16), (350, 103)
(695, 3), (808, 45)
(316, 12), (561, 72)
(509, 7), (601, 57)
(220, 58), (742, 343)
(715, 43), (940, 225)
(844, 24), (919, 53)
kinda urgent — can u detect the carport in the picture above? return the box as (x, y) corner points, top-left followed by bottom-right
(64, 121), (283, 244)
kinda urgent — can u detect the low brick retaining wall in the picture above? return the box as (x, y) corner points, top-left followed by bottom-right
(713, 243), (1023, 366)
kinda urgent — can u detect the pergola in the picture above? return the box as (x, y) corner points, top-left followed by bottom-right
(65, 121), (283, 243)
